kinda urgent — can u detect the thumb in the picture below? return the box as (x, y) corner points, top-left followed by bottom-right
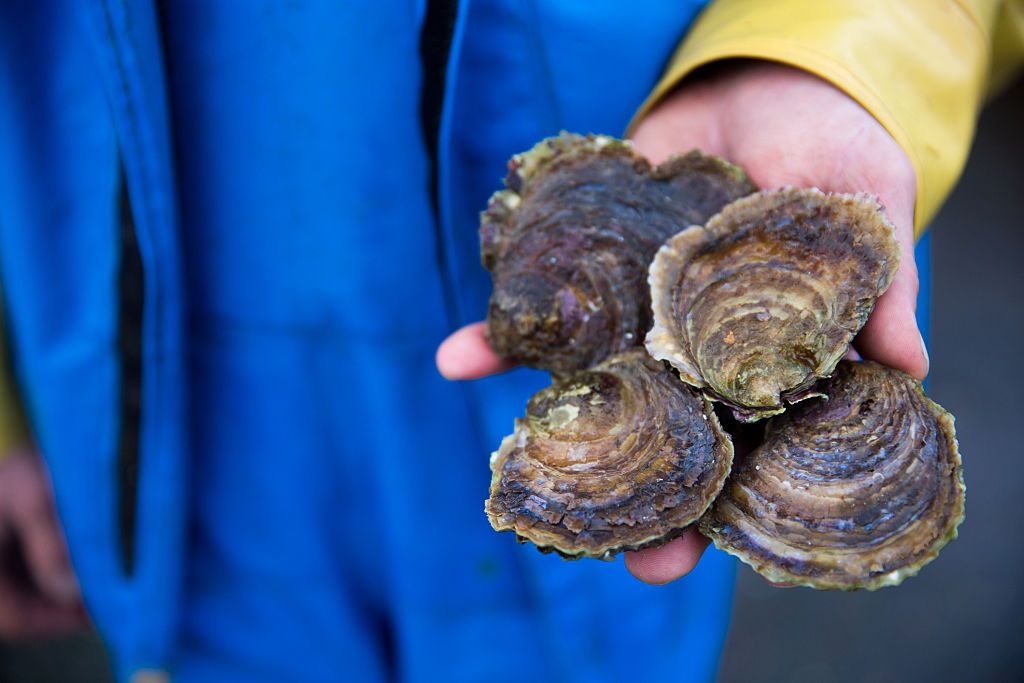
(837, 151), (927, 381)
(853, 263), (928, 381)
(852, 195), (928, 381)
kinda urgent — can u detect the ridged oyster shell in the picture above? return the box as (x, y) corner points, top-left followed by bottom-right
(699, 360), (965, 590)
(647, 188), (900, 421)
(486, 349), (734, 558)
(483, 132), (755, 376)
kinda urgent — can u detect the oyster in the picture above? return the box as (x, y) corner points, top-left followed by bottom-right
(647, 188), (900, 421)
(483, 132), (755, 376)
(699, 360), (965, 590)
(486, 349), (733, 558)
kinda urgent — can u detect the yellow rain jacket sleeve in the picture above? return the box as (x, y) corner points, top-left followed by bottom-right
(636, 0), (1024, 238)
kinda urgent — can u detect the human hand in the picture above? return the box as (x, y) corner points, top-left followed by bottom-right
(436, 61), (927, 585)
(0, 444), (86, 638)
(625, 61), (926, 584)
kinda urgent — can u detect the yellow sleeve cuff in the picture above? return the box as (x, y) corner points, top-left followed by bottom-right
(635, 0), (997, 239)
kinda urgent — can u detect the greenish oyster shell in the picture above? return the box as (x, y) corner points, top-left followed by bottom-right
(486, 349), (734, 559)
(482, 132), (755, 377)
(699, 361), (965, 590)
(646, 188), (900, 422)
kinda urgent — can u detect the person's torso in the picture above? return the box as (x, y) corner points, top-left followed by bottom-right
(0, 2), (731, 679)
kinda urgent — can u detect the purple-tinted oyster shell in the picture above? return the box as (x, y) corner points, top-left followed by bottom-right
(647, 188), (900, 421)
(483, 132), (755, 376)
(699, 360), (965, 590)
(486, 349), (733, 559)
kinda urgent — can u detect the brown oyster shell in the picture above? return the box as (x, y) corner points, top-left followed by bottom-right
(699, 360), (965, 590)
(486, 349), (734, 559)
(483, 132), (755, 376)
(647, 188), (900, 422)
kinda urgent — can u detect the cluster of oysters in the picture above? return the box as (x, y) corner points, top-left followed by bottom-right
(481, 133), (965, 590)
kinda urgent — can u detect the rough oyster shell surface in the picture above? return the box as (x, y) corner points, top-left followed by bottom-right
(483, 132), (755, 376)
(486, 349), (734, 559)
(699, 360), (965, 590)
(647, 188), (900, 421)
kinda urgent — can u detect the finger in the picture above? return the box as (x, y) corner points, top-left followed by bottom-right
(623, 529), (710, 585)
(8, 459), (80, 605)
(436, 322), (516, 380)
(0, 593), (86, 639)
(0, 565), (86, 639)
(16, 510), (80, 605)
(842, 151), (928, 380)
(7, 598), (86, 639)
(854, 262), (928, 380)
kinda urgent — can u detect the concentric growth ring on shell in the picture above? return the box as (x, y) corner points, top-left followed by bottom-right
(699, 361), (965, 590)
(486, 349), (734, 558)
(482, 132), (755, 376)
(646, 187), (900, 421)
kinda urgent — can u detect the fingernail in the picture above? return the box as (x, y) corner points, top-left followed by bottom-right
(919, 330), (930, 370)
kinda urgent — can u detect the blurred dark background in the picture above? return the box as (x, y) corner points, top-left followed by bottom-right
(1, 78), (1021, 683)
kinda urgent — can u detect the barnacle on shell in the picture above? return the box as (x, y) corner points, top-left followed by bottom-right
(647, 188), (900, 422)
(699, 360), (965, 590)
(486, 349), (734, 559)
(483, 132), (755, 376)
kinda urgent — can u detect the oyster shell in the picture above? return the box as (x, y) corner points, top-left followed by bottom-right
(699, 360), (965, 590)
(486, 349), (734, 558)
(647, 188), (900, 421)
(483, 133), (755, 376)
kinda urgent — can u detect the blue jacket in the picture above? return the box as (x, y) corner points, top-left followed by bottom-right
(0, 1), (932, 681)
